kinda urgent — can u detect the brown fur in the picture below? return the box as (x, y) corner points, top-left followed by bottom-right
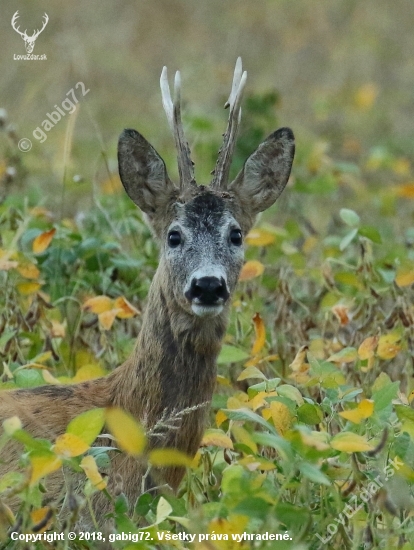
(0, 75), (295, 527)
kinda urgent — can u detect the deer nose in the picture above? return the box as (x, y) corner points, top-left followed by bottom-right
(185, 276), (229, 305)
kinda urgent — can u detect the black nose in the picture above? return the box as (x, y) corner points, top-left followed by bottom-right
(185, 276), (229, 305)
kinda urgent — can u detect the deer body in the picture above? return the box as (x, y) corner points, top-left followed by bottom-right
(0, 59), (295, 525)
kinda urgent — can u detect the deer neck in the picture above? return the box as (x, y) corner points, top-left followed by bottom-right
(109, 268), (228, 422)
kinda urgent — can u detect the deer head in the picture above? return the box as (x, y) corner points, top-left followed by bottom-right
(11, 11), (49, 54)
(118, 59), (295, 319)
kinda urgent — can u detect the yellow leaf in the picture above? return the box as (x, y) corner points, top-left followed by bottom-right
(300, 431), (330, 451)
(358, 336), (379, 360)
(245, 228), (275, 247)
(238, 455), (276, 471)
(231, 425), (257, 453)
(30, 453), (62, 485)
(216, 374), (231, 386)
(239, 260), (265, 281)
(328, 347), (358, 364)
(377, 333), (402, 360)
(251, 312), (266, 355)
(105, 407), (146, 456)
(149, 448), (193, 467)
(50, 320), (66, 338)
(216, 410), (228, 427)
(395, 182), (414, 199)
(30, 507), (53, 532)
(29, 206), (53, 219)
(289, 345), (308, 372)
(0, 259), (18, 271)
(54, 433), (89, 458)
(208, 515), (249, 540)
(3, 416), (22, 435)
(42, 370), (61, 385)
(354, 83), (378, 110)
(227, 394), (250, 410)
(332, 304), (350, 325)
(268, 401), (292, 436)
(80, 455), (107, 490)
(0, 500), (15, 525)
(113, 296), (140, 318)
(16, 282), (41, 295)
(201, 429), (233, 449)
(101, 175), (123, 195)
(17, 262), (40, 279)
(191, 450), (202, 468)
(339, 399), (374, 424)
(98, 309), (118, 330)
(330, 432), (374, 453)
(32, 228), (56, 254)
(302, 235), (318, 254)
(72, 363), (106, 382)
(309, 338), (324, 359)
(395, 269), (414, 288)
(83, 295), (113, 314)
(392, 158), (411, 176)
(237, 366), (267, 381)
(67, 408), (105, 446)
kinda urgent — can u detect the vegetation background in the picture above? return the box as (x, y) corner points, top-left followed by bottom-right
(1, 0), (414, 548)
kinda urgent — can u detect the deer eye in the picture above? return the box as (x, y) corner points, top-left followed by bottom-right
(168, 230), (182, 248)
(230, 228), (242, 246)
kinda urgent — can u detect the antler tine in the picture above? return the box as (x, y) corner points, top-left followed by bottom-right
(11, 11), (26, 38)
(160, 67), (195, 188)
(211, 57), (247, 189)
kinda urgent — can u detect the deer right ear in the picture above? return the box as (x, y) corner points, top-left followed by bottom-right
(118, 129), (176, 219)
(228, 127), (295, 216)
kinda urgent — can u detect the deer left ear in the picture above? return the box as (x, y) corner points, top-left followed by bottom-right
(228, 127), (295, 215)
(118, 129), (178, 219)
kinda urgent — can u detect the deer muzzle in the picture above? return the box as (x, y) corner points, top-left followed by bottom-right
(185, 273), (230, 317)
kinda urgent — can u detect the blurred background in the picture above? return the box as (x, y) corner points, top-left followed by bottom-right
(0, 0), (413, 214)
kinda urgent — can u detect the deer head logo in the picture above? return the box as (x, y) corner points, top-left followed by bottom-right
(11, 11), (49, 54)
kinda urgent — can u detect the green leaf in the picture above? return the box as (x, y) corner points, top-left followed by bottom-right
(114, 493), (129, 514)
(372, 381), (399, 412)
(297, 403), (323, 425)
(275, 502), (310, 529)
(299, 463), (331, 486)
(340, 208), (360, 227)
(66, 408), (105, 446)
(233, 497), (270, 518)
(277, 384), (304, 405)
(358, 225), (382, 243)
(0, 330), (15, 353)
(223, 408), (277, 435)
(395, 405), (414, 423)
(135, 493), (153, 517)
(252, 432), (293, 461)
(0, 471), (24, 493)
(340, 228), (359, 251)
(15, 369), (44, 388)
(248, 378), (281, 397)
(217, 345), (250, 364)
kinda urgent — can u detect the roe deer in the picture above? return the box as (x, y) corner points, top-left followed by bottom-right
(0, 58), (295, 525)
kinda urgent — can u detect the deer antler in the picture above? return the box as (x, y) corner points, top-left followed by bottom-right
(32, 13), (49, 40)
(11, 12), (28, 39)
(211, 57), (247, 189)
(160, 67), (195, 188)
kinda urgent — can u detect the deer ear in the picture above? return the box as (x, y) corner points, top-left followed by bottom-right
(228, 127), (295, 215)
(118, 129), (176, 218)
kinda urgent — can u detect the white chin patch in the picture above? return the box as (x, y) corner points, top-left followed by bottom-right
(191, 304), (224, 318)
